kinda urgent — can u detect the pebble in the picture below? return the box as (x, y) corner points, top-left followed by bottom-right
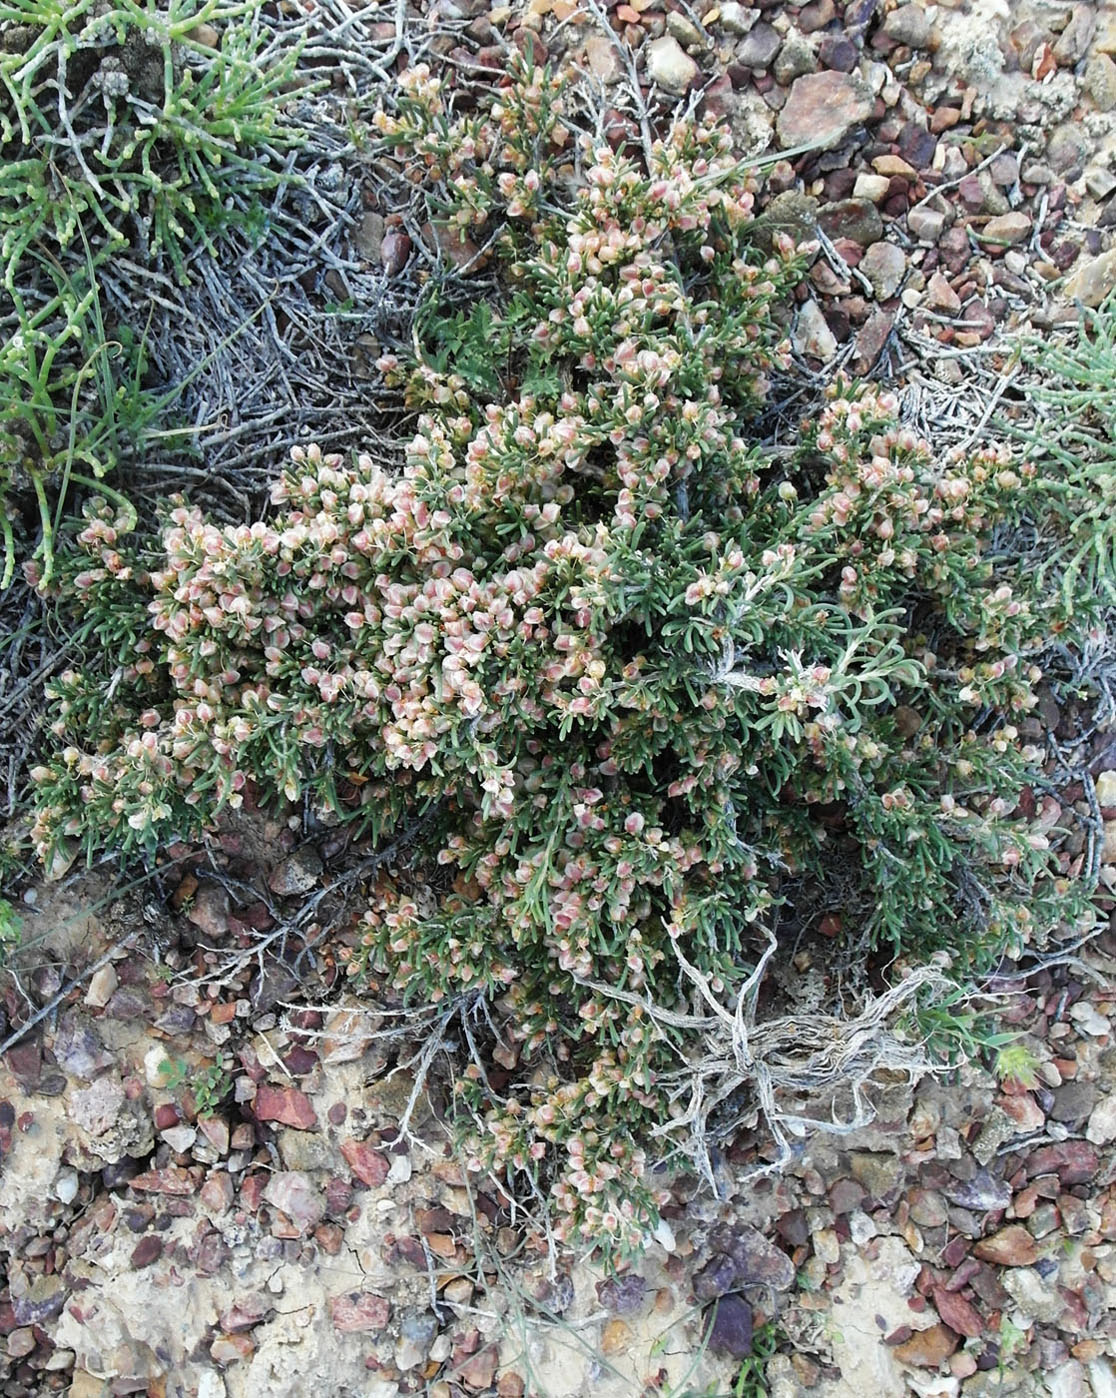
(861, 241), (906, 299)
(85, 965), (118, 1010)
(262, 1172), (324, 1234)
(340, 1137), (390, 1187)
(646, 36), (699, 94)
(253, 1085), (317, 1130)
(705, 1294), (753, 1359)
(268, 847), (323, 897)
(718, 3), (758, 36)
(981, 212), (1031, 247)
(1086, 1095), (1116, 1146)
(907, 204), (948, 242)
(973, 1225), (1038, 1267)
(882, 3), (934, 49)
(737, 22), (781, 69)
(793, 300), (838, 360)
(396, 1311), (439, 1369)
(776, 71), (873, 151)
(774, 31), (817, 85)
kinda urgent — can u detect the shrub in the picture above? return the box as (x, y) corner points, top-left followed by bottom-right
(30, 57), (1101, 1252)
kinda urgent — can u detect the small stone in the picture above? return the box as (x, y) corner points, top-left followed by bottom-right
(1002, 1267), (1065, 1325)
(726, 1225), (796, 1291)
(893, 1323), (959, 1368)
(774, 31), (818, 85)
(1086, 1094), (1116, 1146)
(1052, 4), (1095, 66)
(849, 1152), (903, 1201)
(973, 1225), (1037, 1267)
(924, 271), (962, 314)
(932, 1288), (983, 1338)
(1084, 54), (1116, 112)
(331, 1291), (391, 1333)
(269, 847), (322, 896)
(381, 231), (411, 277)
(798, 0), (834, 33)
(12, 1275), (66, 1326)
(793, 300), (838, 360)
(907, 1189), (948, 1228)
(55, 1169), (80, 1205)
(600, 1318), (632, 1357)
(982, 213), (1031, 247)
(52, 1017), (114, 1080)
(646, 36), (699, 95)
(200, 1174), (235, 1213)
(818, 198), (883, 246)
(705, 1294), (754, 1359)
(219, 1294), (272, 1333)
(718, 3), (759, 35)
(161, 1125), (197, 1153)
(340, 1138), (390, 1188)
(262, 1172), (324, 1234)
(210, 1335), (255, 1364)
(186, 884), (230, 939)
(253, 1085), (317, 1130)
(776, 71), (873, 152)
(883, 3), (933, 48)
(1027, 1139), (1099, 1184)
(396, 1312), (439, 1369)
(130, 1236), (164, 1269)
(597, 1274), (647, 1314)
(70, 1076), (125, 1137)
(582, 34), (623, 84)
(457, 1345), (499, 1392)
(853, 172), (891, 204)
(666, 11), (702, 47)
(737, 22), (781, 69)
(861, 242), (906, 299)
(7, 1328), (35, 1358)
(907, 205), (948, 242)
(85, 965), (118, 1010)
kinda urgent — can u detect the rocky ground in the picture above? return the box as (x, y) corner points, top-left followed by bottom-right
(4, 0), (1116, 1395)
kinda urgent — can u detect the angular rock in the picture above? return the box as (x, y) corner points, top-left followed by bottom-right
(719, 3), (759, 36)
(262, 1172), (324, 1234)
(52, 1017), (114, 1080)
(12, 1276), (66, 1327)
(737, 22), (781, 69)
(269, 847), (322, 897)
(982, 213), (1031, 247)
(219, 1294), (273, 1333)
(457, 1344), (499, 1392)
(646, 36), (699, 95)
(726, 1225), (796, 1291)
(945, 1169), (1011, 1213)
(130, 1236), (163, 1269)
(793, 300), (838, 360)
(1086, 1094), (1116, 1146)
(84, 965), (118, 1010)
(818, 198), (883, 246)
(907, 205), (948, 243)
(253, 1085), (317, 1131)
(1026, 1141), (1098, 1186)
(70, 1076), (125, 1137)
(705, 1294), (754, 1359)
(776, 72), (873, 152)
(861, 241), (906, 300)
(973, 1225), (1037, 1267)
(893, 1323), (959, 1368)
(883, 3), (933, 48)
(932, 1287), (983, 1338)
(340, 1138), (390, 1188)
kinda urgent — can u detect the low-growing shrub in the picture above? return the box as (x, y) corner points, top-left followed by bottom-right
(30, 57), (1102, 1251)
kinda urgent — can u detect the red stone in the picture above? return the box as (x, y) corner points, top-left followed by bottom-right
(330, 1292), (390, 1333)
(340, 1138), (390, 1188)
(253, 1085), (317, 1130)
(129, 1168), (196, 1195)
(932, 1287), (983, 1338)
